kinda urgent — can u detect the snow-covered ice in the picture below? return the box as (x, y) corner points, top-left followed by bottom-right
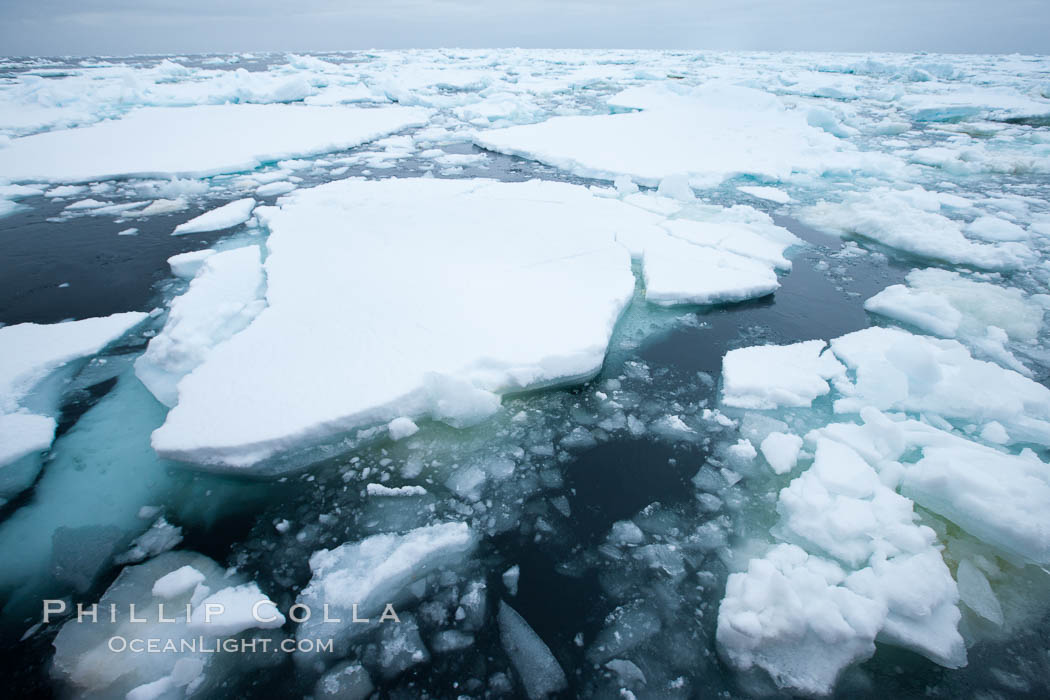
(721, 339), (845, 410)
(135, 246), (265, 407)
(0, 104), (431, 183)
(172, 198), (256, 236)
(476, 82), (894, 187)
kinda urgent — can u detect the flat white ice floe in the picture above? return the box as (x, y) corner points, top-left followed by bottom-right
(135, 246), (265, 407)
(172, 197), (256, 236)
(721, 339), (845, 410)
(475, 82), (898, 187)
(151, 177), (795, 469)
(0, 104), (431, 183)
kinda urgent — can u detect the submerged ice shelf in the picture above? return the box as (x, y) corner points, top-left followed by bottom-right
(2, 48), (1050, 700)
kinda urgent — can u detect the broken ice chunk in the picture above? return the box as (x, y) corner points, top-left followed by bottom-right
(722, 339), (845, 410)
(759, 432), (803, 475)
(295, 522), (476, 658)
(498, 601), (568, 699)
(172, 197), (255, 235)
(717, 544), (884, 696)
(152, 565), (206, 599)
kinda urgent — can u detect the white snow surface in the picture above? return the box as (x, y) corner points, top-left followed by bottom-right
(721, 339), (846, 410)
(0, 104), (431, 183)
(475, 82), (891, 187)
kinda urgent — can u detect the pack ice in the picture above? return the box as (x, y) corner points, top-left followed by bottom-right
(0, 312), (146, 503)
(149, 178), (799, 470)
(0, 104), (430, 183)
(716, 326), (1050, 694)
(475, 82), (894, 187)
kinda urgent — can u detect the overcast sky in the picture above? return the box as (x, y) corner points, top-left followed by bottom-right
(2, 0), (1048, 57)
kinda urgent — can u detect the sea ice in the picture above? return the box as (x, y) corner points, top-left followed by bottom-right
(476, 82), (888, 187)
(135, 246), (265, 407)
(800, 187), (1034, 270)
(295, 522), (476, 657)
(498, 601), (568, 699)
(721, 339), (846, 410)
(0, 312), (146, 499)
(150, 178), (675, 469)
(172, 197), (255, 235)
(51, 551), (283, 699)
(717, 544), (884, 696)
(0, 104), (431, 183)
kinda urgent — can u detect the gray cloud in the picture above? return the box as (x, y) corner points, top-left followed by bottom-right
(1, 0), (1048, 56)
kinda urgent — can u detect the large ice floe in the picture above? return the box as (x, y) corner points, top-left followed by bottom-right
(0, 104), (430, 182)
(149, 177), (799, 470)
(475, 82), (897, 187)
(715, 324), (1050, 695)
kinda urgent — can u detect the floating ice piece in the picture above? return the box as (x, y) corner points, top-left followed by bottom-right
(0, 412), (56, 503)
(0, 104), (431, 183)
(387, 416), (419, 440)
(136, 246), (265, 407)
(51, 551), (278, 699)
(152, 565), (206, 599)
(172, 198), (255, 235)
(737, 185), (791, 204)
(722, 339), (846, 410)
(965, 216), (1028, 242)
(955, 559), (1004, 625)
(151, 178), (666, 469)
(187, 582), (285, 636)
(864, 268), (1043, 343)
(800, 187), (1033, 271)
(902, 443), (1050, 566)
(256, 180), (297, 197)
(759, 432), (803, 475)
(717, 543), (884, 696)
(167, 249), (216, 279)
(778, 439), (929, 565)
(829, 327), (1050, 446)
(295, 522), (476, 655)
(476, 82), (886, 187)
(314, 662), (374, 700)
(366, 483), (427, 497)
(498, 601), (568, 699)
(0, 311), (146, 413)
(640, 233), (780, 306)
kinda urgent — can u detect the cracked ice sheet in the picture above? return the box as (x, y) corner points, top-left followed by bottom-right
(474, 82), (903, 187)
(151, 178), (666, 469)
(0, 104), (431, 183)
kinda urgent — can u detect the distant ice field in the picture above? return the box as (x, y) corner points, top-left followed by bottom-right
(1, 49), (1050, 700)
